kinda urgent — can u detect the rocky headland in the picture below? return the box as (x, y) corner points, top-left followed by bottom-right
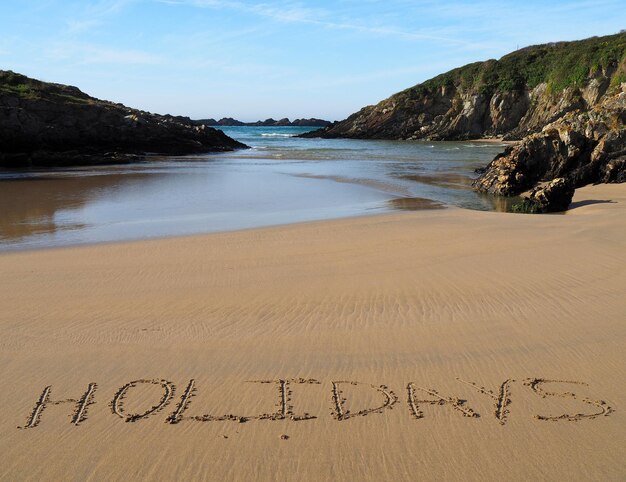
(198, 117), (331, 127)
(303, 33), (626, 211)
(0, 71), (247, 168)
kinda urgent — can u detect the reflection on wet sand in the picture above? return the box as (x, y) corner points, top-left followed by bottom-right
(287, 172), (412, 196)
(398, 172), (474, 190)
(0, 173), (154, 242)
(476, 192), (524, 212)
(386, 197), (446, 211)
(397, 173), (522, 212)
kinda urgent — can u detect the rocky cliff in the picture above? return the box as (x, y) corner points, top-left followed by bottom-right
(302, 33), (626, 142)
(473, 85), (626, 196)
(0, 71), (247, 168)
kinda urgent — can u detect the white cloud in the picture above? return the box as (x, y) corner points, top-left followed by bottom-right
(84, 0), (136, 17)
(66, 19), (101, 33)
(64, 0), (137, 34)
(270, 64), (453, 91)
(154, 0), (482, 47)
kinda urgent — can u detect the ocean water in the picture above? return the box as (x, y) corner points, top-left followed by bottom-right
(0, 126), (510, 251)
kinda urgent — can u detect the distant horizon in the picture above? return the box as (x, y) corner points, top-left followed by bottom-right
(1, 1), (625, 122)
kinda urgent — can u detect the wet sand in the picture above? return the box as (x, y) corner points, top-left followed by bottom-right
(0, 183), (624, 481)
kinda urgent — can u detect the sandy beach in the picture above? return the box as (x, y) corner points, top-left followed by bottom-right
(0, 183), (624, 481)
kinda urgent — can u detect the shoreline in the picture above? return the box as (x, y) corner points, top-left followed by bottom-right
(0, 207), (403, 255)
(0, 181), (597, 254)
(0, 182), (624, 480)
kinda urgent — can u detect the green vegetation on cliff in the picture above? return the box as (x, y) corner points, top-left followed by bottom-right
(0, 70), (247, 167)
(410, 32), (626, 97)
(0, 70), (91, 104)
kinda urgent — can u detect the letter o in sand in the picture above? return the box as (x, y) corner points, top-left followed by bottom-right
(111, 379), (175, 422)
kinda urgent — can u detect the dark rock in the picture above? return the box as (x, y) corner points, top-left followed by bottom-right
(194, 118), (218, 125)
(291, 118), (331, 127)
(215, 117), (246, 126)
(512, 178), (575, 213)
(205, 117), (331, 127)
(0, 70), (248, 168)
(599, 156), (626, 182)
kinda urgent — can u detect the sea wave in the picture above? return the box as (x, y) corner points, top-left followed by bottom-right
(462, 143), (508, 148)
(260, 133), (296, 137)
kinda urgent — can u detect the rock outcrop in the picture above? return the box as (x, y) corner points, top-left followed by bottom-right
(0, 71), (247, 168)
(473, 87), (626, 198)
(199, 117), (331, 127)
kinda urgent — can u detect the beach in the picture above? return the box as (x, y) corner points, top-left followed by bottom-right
(0, 182), (624, 481)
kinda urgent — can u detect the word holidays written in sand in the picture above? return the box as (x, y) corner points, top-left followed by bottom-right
(20, 377), (614, 429)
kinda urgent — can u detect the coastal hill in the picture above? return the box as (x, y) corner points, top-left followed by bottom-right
(0, 71), (247, 168)
(302, 32), (626, 141)
(198, 117), (331, 127)
(303, 32), (626, 210)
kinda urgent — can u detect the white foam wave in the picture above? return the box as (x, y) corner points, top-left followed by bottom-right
(462, 143), (508, 148)
(260, 133), (296, 137)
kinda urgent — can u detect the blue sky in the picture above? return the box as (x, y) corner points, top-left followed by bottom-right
(1, 1), (624, 121)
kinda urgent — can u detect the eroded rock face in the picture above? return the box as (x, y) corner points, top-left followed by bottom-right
(472, 90), (626, 197)
(489, 90), (530, 134)
(0, 71), (247, 168)
(301, 80), (613, 142)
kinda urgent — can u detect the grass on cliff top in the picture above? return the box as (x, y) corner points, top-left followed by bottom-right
(402, 31), (626, 99)
(0, 70), (92, 104)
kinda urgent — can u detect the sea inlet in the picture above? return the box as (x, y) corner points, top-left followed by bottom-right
(0, 126), (510, 251)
